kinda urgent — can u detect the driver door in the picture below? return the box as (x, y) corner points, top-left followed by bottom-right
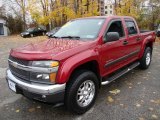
(99, 19), (127, 76)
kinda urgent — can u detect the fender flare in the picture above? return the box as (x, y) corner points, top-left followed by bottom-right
(56, 49), (100, 84)
(139, 36), (153, 58)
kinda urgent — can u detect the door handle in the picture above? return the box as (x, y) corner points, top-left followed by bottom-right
(123, 40), (128, 45)
(136, 37), (141, 41)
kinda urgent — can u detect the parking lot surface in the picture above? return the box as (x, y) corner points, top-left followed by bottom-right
(0, 36), (160, 120)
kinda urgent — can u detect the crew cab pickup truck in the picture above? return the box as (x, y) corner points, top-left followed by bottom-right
(6, 16), (156, 114)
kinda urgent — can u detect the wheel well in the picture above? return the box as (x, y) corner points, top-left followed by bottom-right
(146, 42), (153, 51)
(68, 60), (101, 87)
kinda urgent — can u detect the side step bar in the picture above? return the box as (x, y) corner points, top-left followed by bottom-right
(101, 62), (140, 86)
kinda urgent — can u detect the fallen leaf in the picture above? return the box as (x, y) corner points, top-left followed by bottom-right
(37, 106), (41, 109)
(5, 104), (8, 107)
(107, 96), (114, 103)
(28, 108), (35, 112)
(148, 108), (154, 111)
(109, 89), (120, 95)
(154, 99), (160, 104)
(127, 83), (133, 86)
(150, 99), (160, 104)
(139, 117), (145, 120)
(137, 82), (142, 85)
(150, 100), (155, 103)
(151, 114), (158, 119)
(143, 77), (147, 79)
(15, 109), (20, 113)
(136, 103), (141, 107)
(120, 104), (124, 106)
(129, 86), (132, 89)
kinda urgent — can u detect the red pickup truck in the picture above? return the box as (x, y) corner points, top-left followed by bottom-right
(6, 16), (156, 114)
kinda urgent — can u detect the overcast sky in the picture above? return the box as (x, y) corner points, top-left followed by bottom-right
(0, 1), (3, 7)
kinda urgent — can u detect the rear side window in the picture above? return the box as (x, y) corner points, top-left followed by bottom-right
(125, 21), (138, 35)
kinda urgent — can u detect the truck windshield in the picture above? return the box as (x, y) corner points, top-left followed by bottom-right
(53, 18), (105, 40)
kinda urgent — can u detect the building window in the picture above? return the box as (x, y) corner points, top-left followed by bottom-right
(110, 5), (112, 9)
(105, 11), (108, 14)
(0, 23), (4, 35)
(105, 6), (107, 9)
(110, 11), (112, 14)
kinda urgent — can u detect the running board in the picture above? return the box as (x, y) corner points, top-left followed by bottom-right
(101, 62), (140, 86)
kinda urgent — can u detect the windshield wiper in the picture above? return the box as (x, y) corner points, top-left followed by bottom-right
(61, 36), (80, 39)
(51, 35), (61, 38)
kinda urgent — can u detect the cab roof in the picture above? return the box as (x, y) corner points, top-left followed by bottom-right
(75, 15), (134, 20)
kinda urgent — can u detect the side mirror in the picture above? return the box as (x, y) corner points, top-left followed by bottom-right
(156, 30), (160, 37)
(104, 32), (120, 43)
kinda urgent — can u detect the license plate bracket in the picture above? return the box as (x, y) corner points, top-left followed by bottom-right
(8, 80), (16, 92)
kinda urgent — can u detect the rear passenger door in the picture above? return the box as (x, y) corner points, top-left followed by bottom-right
(124, 19), (141, 62)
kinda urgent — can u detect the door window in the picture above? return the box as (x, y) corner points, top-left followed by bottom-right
(125, 21), (138, 35)
(105, 20), (125, 38)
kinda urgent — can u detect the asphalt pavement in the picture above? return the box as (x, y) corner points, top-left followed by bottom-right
(0, 36), (160, 120)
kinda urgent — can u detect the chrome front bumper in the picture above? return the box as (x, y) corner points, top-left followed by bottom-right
(6, 69), (66, 94)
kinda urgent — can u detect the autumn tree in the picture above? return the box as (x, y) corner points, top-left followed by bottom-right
(11, 0), (27, 30)
(116, 0), (142, 19)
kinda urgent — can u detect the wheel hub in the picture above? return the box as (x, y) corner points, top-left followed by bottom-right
(76, 80), (95, 107)
(146, 52), (151, 66)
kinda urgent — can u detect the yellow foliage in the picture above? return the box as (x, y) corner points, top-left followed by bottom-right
(116, 0), (140, 19)
(27, 0), (100, 26)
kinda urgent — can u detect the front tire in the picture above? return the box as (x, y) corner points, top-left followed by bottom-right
(65, 70), (99, 114)
(139, 47), (152, 69)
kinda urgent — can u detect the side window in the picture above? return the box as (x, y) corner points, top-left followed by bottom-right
(106, 20), (125, 38)
(34, 28), (38, 31)
(125, 21), (138, 35)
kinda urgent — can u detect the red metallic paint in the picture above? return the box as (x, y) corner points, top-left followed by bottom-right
(10, 16), (156, 84)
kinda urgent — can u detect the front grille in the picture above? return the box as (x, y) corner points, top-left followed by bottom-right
(9, 64), (30, 81)
(9, 56), (30, 81)
(9, 55), (30, 66)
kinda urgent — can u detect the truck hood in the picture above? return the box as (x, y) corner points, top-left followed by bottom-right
(10, 39), (95, 61)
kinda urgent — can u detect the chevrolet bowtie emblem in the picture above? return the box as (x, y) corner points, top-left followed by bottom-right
(12, 62), (18, 68)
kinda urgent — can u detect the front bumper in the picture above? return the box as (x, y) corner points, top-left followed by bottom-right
(6, 69), (66, 103)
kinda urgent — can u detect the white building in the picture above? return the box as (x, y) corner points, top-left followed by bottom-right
(104, 1), (114, 15)
(0, 18), (10, 36)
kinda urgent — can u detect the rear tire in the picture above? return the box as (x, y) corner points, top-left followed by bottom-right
(139, 47), (152, 69)
(65, 70), (99, 114)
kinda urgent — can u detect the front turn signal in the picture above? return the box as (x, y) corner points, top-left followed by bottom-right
(51, 61), (59, 67)
(50, 73), (57, 83)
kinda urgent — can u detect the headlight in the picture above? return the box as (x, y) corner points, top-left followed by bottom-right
(31, 61), (59, 84)
(32, 61), (59, 68)
(30, 72), (57, 84)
